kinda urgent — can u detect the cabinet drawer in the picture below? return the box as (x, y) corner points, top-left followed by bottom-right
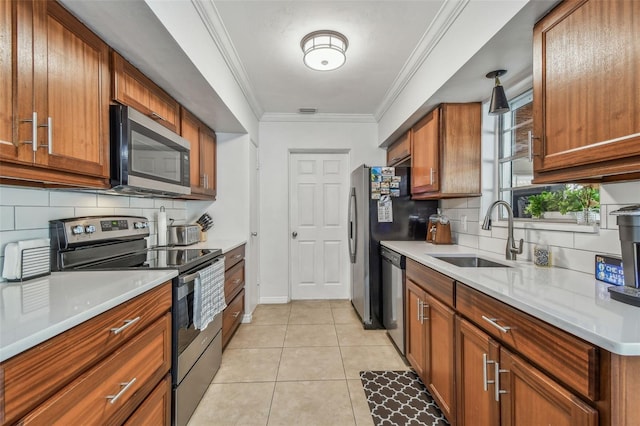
(224, 260), (245, 304)
(456, 283), (599, 400)
(1, 282), (171, 424)
(225, 245), (245, 270)
(387, 132), (411, 166)
(406, 259), (455, 308)
(124, 374), (171, 426)
(21, 313), (171, 425)
(222, 289), (245, 349)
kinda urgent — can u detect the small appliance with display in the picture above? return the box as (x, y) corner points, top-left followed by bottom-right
(609, 205), (640, 307)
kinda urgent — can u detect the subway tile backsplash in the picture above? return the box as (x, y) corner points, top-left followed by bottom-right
(0, 185), (189, 280)
(440, 180), (640, 280)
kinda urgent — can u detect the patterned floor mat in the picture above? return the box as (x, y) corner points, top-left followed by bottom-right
(360, 370), (449, 426)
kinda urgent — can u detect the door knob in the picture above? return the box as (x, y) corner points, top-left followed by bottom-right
(292, 231), (298, 238)
(251, 232), (258, 236)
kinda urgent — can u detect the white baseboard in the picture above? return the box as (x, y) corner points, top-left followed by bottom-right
(241, 313), (252, 323)
(259, 296), (290, 304)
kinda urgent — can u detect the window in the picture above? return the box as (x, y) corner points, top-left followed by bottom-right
(497, 90), (599, 223)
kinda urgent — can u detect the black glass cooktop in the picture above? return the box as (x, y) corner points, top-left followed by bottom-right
(75, 247), (222, 274)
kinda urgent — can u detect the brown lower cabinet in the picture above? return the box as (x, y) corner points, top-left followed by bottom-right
(405, 271), (456, 424)
(456, 317), (597, 426)
(222, 244), (246, 349)
(405, 258), (639, 425)
(0, 282), (172, 426)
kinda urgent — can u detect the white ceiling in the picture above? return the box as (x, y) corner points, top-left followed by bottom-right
(60, 0), (559, 138)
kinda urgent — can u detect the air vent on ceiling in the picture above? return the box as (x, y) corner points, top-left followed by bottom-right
(298, 108), (317, 114)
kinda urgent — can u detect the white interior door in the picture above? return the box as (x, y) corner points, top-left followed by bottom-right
(247, 141), (260, 316)
(289, 152), (349, 300)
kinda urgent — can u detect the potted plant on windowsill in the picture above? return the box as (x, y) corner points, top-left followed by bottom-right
(561, 185), (600, 225)
(524, 185), (600, 223)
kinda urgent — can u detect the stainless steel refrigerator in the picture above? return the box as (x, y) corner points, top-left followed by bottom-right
(348, 164), (438, 329)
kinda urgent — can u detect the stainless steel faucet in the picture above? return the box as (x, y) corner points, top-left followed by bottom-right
(482, 200), (524, 261)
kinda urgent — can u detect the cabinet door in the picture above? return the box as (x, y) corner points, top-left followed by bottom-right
(124, 374), (171, 426)
(456, 318), (500, 426)
(411, 108), (439, 195)
(533, 0), (640, 182)
(181, 109), (203, 191)
(386, 131), (411, 166)
(112, 52), (180, 133)
(499, 347), (598, 426)
(200, 125), (217, 198)
(0, 0), (23, 162)
(405, 279), (425, 379)
(36, 1), (110, 177)
(425, 293), (456, 423)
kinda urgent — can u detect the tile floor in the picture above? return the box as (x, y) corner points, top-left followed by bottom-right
(188, 300), (410, 426)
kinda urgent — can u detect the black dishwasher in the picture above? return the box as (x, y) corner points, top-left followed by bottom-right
(381, 246), (406, 355)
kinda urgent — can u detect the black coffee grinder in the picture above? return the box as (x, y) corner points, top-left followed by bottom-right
(609, 205), (640, 307)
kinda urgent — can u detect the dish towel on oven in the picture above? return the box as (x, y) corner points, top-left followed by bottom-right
(193, 258), (226, 330)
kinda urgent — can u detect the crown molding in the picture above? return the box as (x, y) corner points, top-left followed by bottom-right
(261, 112), (377, 124)
(373, 0), (470, 121)
(191, 0), (264, 120)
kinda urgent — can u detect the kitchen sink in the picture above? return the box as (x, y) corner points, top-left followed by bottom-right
(431, 255), (511, 268)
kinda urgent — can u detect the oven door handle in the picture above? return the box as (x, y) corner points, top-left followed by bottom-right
(178, 256), (223, 285)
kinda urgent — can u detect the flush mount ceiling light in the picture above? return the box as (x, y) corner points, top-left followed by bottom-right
(301, 30), (348, 71)
(486, 70), (510, 115)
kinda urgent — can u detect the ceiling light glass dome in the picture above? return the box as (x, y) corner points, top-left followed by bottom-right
(301, 30), (348, 71)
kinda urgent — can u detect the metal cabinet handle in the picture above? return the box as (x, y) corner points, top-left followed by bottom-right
(106, 377), (137, 404)
(430, 168), (435, 185)
(150, 111), (167, 122)
(232, 254), (242, 260)
(391, 156), (400, 162)
(482, 315), (511, 333)
(494, 362), (508, 401)
(232, 311), (241, 318)
(422, 301), (429, 321)
(417, 299), (422, 323)
(110, 317), (141, 334)
(38, 116), (52, 154)
(482, 353), (496, 392)
(233, 279), (242, 285)
(21, 112), (38, 152)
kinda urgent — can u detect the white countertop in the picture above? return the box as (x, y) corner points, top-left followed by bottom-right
(381, 241), (640, 356)
(0, 269), (177, 362)
(191, 238), (246, 254)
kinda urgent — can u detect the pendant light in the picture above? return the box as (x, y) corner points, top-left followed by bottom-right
(301, 30), (348, 71)
(486, 70), (510, 115)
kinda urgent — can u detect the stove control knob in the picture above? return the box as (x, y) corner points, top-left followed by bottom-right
(84, 225), (96, 234)
(71, 225), (85, 235)
(134, 221), (148, 229)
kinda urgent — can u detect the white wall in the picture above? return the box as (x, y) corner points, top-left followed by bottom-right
(146, 0), (259, 141)
(258, 120), (385, 303)
(377, 0), (529, 145)
(187, 133), (251, 239)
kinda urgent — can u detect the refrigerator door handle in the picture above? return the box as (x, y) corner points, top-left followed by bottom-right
(348, 187), (357, 263)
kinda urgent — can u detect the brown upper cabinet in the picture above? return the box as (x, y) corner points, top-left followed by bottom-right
(0, 0), (110, 188)
(112, 52), (181, 133)
(532, 0), (640, 183)
(411, 103), (481, 199)
(386, 131), (411, 166)
(180, 108), (217, 200)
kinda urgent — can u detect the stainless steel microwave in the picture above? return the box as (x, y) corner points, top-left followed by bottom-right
(110, 104), (190, 196)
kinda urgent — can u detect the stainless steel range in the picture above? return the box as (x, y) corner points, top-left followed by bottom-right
(49, 216), (224, 426)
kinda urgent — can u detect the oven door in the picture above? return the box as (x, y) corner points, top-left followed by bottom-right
(173, 260), (223, 386)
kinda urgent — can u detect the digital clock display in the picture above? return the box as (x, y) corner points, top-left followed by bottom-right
(100, 220), (129, 231)
(595, 255), (625, 286)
